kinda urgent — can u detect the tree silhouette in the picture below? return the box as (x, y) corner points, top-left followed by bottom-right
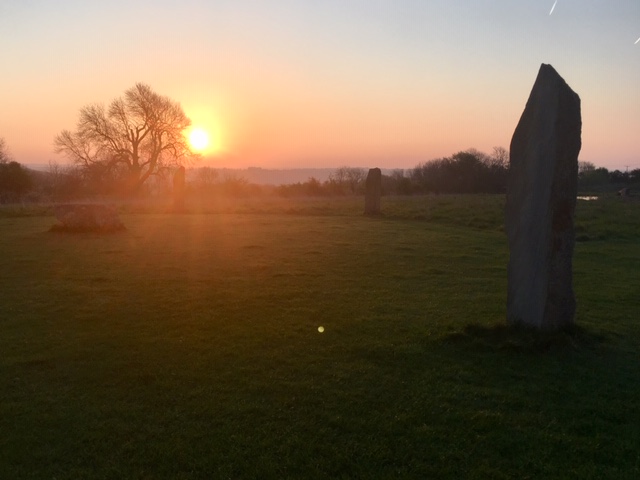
(0, 137), (10, 164)
(0, 138), (33, 202)
(55, 83), (194, 193)
(410, 148), (509, 194)
(328, 167), (366, 194)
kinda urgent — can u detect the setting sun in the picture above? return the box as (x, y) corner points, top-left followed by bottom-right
(188, 128), (209, 152)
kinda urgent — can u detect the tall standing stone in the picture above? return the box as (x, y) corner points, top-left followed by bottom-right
(506, 64), (581, 330)
(173, 165), (186, 212)
(364, 168), (382, 215)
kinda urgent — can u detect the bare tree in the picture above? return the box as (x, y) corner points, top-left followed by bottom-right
(194, 167), (219, 191)
(578, 161), (596, 176)
(0, 139), (33, 202)
(54, 83), (195, 193)
(329, 166), (366, 194)
(0, 137), (11, 163)
(345, 167), (367, 193)
(488, 146), (509, 169)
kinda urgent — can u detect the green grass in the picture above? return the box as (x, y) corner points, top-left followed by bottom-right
(1, 195), (639, 479)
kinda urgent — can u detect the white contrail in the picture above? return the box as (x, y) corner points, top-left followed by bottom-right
(635, 37), (640, 45)
(549, 0), (558, 15)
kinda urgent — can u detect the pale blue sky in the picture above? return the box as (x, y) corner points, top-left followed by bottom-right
(1, 0), (638, 169)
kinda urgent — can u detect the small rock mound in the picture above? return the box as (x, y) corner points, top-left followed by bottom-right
(52, 204), (125, 233)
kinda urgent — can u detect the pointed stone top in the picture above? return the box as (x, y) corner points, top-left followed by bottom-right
(534, 64), (576, 93)
(539, 63), (557, 73)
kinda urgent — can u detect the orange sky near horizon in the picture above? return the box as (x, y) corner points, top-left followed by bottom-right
(1, 1), (638, 171)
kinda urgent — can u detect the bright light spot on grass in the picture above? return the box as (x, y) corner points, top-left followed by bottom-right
(318, 326), (325, 333)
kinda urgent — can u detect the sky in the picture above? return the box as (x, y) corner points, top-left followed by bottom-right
(1, 0), (638, 170)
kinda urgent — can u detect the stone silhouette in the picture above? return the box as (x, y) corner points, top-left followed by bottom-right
(173, 166), (186, 211)
(364, 168), (382, 215)
(53, 204), (124, 232)
(506, 64), (581, 330)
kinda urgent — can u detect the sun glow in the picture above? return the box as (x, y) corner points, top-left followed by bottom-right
(188, 128), (210, 152)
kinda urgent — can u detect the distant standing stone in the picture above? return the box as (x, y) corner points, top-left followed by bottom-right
(364, 168), (382, 215)
(173, 166), (186, 211)
(506, 64), (581, 330)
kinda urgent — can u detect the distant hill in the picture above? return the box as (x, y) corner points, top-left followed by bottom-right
(24, 164), (340, 185)
(190, 167), (404, 185)
(206, 167), (336, 185)
(23, 163), (52, 172)
(24, 163), (404, 186)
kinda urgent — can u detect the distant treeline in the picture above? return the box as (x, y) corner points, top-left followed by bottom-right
(275, 150), (639, 197)
(199, 147), (511, 198)
(1, 141), (638, 203)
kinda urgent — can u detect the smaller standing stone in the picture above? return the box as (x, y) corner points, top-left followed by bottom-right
(173, 166), (186, 212)
(364, 168), (382, 215)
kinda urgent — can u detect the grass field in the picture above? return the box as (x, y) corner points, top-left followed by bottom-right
(1, 195), (639, 479)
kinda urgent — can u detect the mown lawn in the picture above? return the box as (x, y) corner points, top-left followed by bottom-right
(0, 195), (639, 479)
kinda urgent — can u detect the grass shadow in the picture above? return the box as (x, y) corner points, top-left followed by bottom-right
(444, 322), (607, 354)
